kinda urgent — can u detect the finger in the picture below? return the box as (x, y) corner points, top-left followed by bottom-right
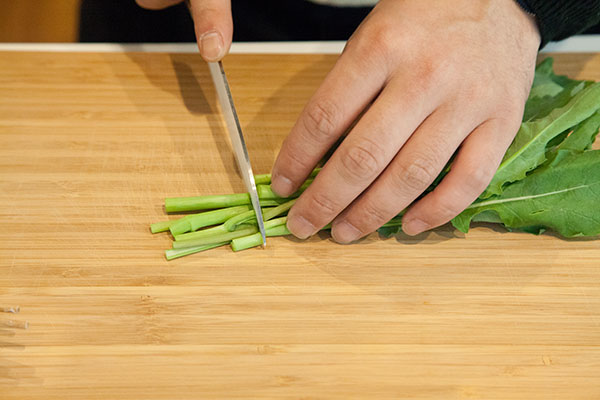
(285, 78), (441, 239)
(136, 0), (183, 10)
(187, 0), (233, 62)
(401, 117), (520, 235)
(270, 42), (388, 198)
(329, 103), (481, 243)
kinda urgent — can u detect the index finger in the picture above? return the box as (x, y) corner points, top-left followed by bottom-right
(270, 44), (387, 197)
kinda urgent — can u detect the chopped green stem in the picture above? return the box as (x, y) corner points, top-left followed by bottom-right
(223, 209), (257, 232)
(165, 193), (250, 213)
(223, 207), (275, 232)
(165, 188), (299, 213)
(264, 217), (287, 229)
(173, 226), (258, 249)
(254, 173), (271, 185)
(257, 185), (281, 200)
(231, 225), (291, 252)
(258, 179), (313, 200)
(150, 219), (176, 234)
(174, 224), (228, 242)
(165, 241), (228, 261)
(230, 218), (315, 252)
(224, 201), (294, 232)
(266, 224), (291, 236)
(252, 167), (321, 187)
(262, 199), (296, 221)
(169, 205), (251, 236)
(259, 199), (290, 206)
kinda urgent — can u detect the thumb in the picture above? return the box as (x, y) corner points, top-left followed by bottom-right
(188, 0), (233, 62)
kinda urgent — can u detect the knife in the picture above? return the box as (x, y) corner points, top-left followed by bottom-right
(208, 61), (267, 247)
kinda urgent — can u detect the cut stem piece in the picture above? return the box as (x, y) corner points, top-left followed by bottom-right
(262, 198), (296, 221)
(231, 225), (292, 252)
(165, 241), (229, 261)
(257, 179), (313, 200)
(169, 205), (251, 236)
(172, 226), (259, 249)
(165, 193), (250, 213)
(252, 167), (321, 186)
(254, 173), (271, 185)
(223, 207), (275, 232)
(150, 219), (176, 234)
(174, 224), (229, 242)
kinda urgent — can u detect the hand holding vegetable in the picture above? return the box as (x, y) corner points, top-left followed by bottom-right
(270, 0), (541, 242)
(136, 0), (232, 62)
(152, 57), (600, 258)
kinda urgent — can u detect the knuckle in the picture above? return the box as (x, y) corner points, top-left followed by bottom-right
(280, 146), (312, 175)
(345, 22), (397, 73)
(357, 200), (392, 228)
(338, 139), (383, 182)
(427, 196), (463, 222)
(393, 154), (439, 192)
(462, 161), (495, 195)
(307, 191), (339, 218)
(363, 23), (395, 57)
(302, 100), (339, 144)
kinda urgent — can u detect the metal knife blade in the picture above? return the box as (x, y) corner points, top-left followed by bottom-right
(208, 61), (267, 247)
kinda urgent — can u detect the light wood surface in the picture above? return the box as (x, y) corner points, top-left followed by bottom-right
(0, 51), (599, 399)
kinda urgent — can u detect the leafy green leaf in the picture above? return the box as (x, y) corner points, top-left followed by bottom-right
(529, 57), (583, 98)
(453, 150), (600, 237)
(554, 110), (600, 153)
(481, 82), (600, 198)
(523, 81), (588, 122)
(377, 224), (403, 238)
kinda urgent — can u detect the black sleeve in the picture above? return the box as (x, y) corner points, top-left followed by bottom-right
(521, 0), (600, 47)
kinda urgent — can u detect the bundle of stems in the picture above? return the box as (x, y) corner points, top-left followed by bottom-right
(151, 169), (403, 260)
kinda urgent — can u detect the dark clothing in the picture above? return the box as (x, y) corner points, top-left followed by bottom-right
(79, 0), (600, 46)
(79, 0), (370, 43)
(521, 0), (600, 47)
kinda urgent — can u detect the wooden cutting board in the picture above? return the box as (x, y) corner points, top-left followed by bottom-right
(0, 51), (599, 399)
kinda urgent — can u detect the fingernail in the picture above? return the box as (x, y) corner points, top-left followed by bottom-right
(332, 221), (361, 244)
(287, 215), (316, 239)
(200, 31), (224, 61)
(271, 173), (294, 197)
(403, 218), (429, 236)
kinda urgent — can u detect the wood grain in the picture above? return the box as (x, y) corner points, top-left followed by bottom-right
(0, 51), (599, 399)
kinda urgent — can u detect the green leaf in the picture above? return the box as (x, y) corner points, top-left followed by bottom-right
(377, 224), (403, 238)
(554, 110), (600, 153)
(453, 150), (600, 238)
(523, 81), (588, 122)
(529, 57), (582, 98)
(481, 82), (600, 198)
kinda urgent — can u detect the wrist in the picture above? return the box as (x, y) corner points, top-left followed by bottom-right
(507, 0), (541, 49)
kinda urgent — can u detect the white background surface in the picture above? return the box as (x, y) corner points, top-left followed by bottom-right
(0, 36), (599, 53)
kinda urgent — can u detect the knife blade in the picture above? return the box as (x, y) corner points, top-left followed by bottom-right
(208, 61), (267, 247)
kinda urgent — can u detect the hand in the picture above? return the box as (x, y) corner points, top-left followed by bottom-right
(271, 0), (541, 242)
(136, 0), (232, 61)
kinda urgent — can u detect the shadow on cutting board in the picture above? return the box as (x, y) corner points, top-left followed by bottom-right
(108, 52), (239, 190)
